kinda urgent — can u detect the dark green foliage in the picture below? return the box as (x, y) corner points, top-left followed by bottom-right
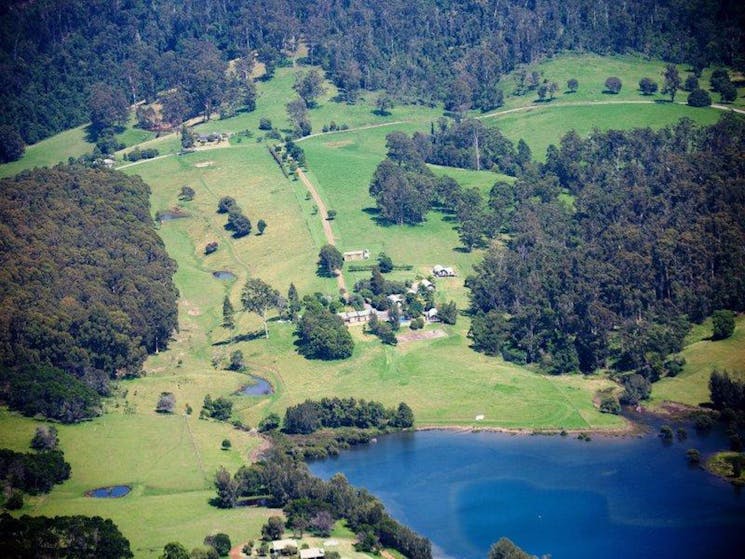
(0, 513), (133, 558)
(88, 82), (129, 135)
(488, 537), (533, 559)
(259, 118), (272, 131)
(639, 77), (658, 95)
(124, 147), (159, 162)
(369, 160), (433, 225)
(4, 490), (23, 510)
(687, 88), (712, 107)
(261, 516), (285, 541)
(661, 64), (682, 102)
(709, 370), (745, 412)
(368, 316), (398, 346)
(0, 125), (25, 163)
(161, 542), (190, 559)
(567, 78), (579, 92)
(241, 278), (280, 339)
(179, 186), (196, 201)
(205, 241), (219, 255)
(468, 117), (745, 374)
(221, 439), (231, 450)
(293, 70), (326, 107)
(604, 76), (622, 93)
(217, 197), (237, 214)
(156, 392), (176, 414)
(226, 209), (251, 238)
(0, 449), (70, 495)
(258, 413), (281, 432)
(204, 533), (231, 557)
(1, 1), (741, 145)
(619, 374), (651, 405)
(712, 310), (736, 340)
(377, 253), (394, 273)
(202, 395), (233, 421)
(222, 296), (235, 329)
(659, 425), (674, 440)
(599, 397), (621, 415)
(257, 219), (267, 235)
(436, 301), (457, 325)
(318, 245), (344, 277)
(0, 167), (178, 378)
(684, 75), (699, 91)
(283, 398), (412, 434)
(30, 426), (58, 451)
(719, 81), (738, 103)
(229, 350), (245, 371)
(0, 366), (100, 423)
(212, 466), (238, 509)
(687, 448), (701, 463)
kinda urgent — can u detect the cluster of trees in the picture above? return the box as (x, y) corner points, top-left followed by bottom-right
(217, 196), (252, 238)
(467, 116), (745, 383)
(201, 395), (233, 422)
(2, 0), (742, 146)
(0, 167), (178, 386)
(710, 370), (745, 414)
(0, 366), (101, 423)
(213, 449), (431, 558)
(296, 301), (354, 360)
(123, 147), (160, 162)
(0, 448), (70, 497)
(369, 127), (527, 251)
(710, 69), (739, 104)
(0, 513), (133, 558)
(282, 399), (414, 435)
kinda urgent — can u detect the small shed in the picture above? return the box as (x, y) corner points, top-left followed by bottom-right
(425, 307), (439, 321)
(432, 265), (456, 277)
(299, 549), (325, 559)
(343, 249), (370, 261)
(387, 294), (404, 306)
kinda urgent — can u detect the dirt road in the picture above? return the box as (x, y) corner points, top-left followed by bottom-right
(296, 168), (347, 294)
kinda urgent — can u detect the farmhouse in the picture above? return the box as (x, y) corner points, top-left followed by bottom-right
(343, 249), (370, 261)
(425, 307), (439, 322)
(338, 308), (372, 323)
(432, 264), (456, 277)
(299, 549), (325, 559)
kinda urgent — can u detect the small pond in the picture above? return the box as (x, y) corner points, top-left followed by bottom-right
(212, 271), (236, 280)
(86, 485), (131, 498)
(238, 375), (273, 396)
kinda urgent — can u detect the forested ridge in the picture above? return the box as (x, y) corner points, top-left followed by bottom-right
(466, 115), (745, 386)
(1, 0), (743, 144)
(0, 166), (178, 390)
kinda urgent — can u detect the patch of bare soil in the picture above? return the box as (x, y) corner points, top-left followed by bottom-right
(194, 160), (214, 167)
(398, 328), (447, 343)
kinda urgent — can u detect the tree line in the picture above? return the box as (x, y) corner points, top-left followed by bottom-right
(0, 166), (178, 413)
(282, 399), (414, 435)
(465, 115), (745, 395)
(1, 0), (742, 147)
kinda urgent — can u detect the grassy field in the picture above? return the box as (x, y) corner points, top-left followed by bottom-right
(1, 52), (743, 556)
(651, 316), (745, 407)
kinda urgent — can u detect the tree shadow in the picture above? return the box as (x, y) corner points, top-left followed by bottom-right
(654, 99), (673, 104)
(212, 330), (265, 346)
(372, 109), (391, 117)
(452, 246), (471, 253)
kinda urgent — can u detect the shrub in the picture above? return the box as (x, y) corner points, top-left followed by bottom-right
(221, 439), (231, 450)
(258, 413), (281, 432)
(258, 117), (272, 130)
(687, 88), (712, 107)
(156, 392), (176, 413)
(31, 426), (59, 451)
(686, 448), (701, 464)
(604, 76), (622, 94)
(712, 310), (735, 340)
(599, 396), (621, 415)
(204, 533), (231, 556)
(204, 241), (218, 255)
(217, 196), (237, 214)
(659, 425), (674, 440)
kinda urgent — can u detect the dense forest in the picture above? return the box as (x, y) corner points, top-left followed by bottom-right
(0, 167), (178, 393)
(1, 0), (743, 144)
(465, 115), (745, 387)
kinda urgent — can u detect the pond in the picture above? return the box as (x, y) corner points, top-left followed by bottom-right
(86, 485), (131, 498)
(238, 375), (273, 396)
(212, 271), (236, 280)
(309, 423), (745, 559)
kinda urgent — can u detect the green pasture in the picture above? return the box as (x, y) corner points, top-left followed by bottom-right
(651, 315), (745, 407)
(0, 124), (92, 178)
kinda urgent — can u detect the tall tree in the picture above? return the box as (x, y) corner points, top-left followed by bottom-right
(241, 278), (280, 339)
(222, 296), (235, 329)
(661, 64), (682, 102)
(293, 70), (326, 107)
(88, 82), (129, 134)
(318, 244), (344, 277)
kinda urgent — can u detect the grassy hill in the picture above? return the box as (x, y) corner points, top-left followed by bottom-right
(1, 52), (743, 556)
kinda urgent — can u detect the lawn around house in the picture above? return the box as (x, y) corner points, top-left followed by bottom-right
(0, 52), (742, 556)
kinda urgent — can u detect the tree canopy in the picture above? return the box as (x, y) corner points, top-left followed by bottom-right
(0, 167), (178, 382)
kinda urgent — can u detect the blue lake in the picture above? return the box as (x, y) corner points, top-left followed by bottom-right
(239, 375), (273, 396)
(309, 425), (745, 558)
